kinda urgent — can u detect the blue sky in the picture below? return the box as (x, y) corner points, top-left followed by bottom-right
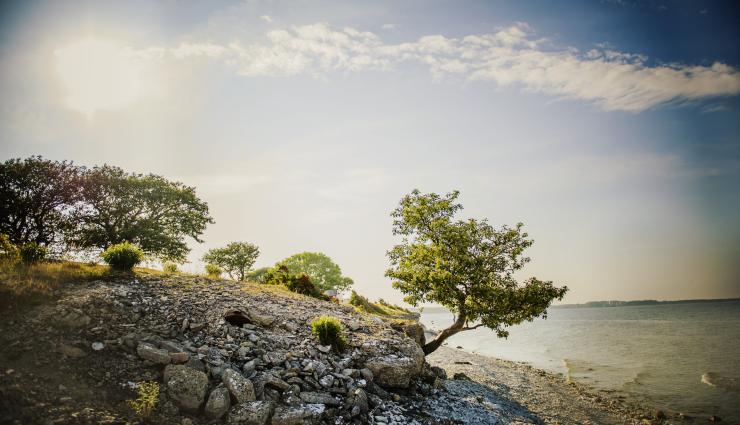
(1, 0), (739, 303)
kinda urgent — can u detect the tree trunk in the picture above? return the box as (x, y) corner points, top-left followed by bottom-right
(422, 312), (466, 355)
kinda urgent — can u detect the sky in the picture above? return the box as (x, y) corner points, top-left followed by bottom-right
(1, 0), (739, 304)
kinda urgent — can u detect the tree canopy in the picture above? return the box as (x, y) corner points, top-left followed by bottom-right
(202, 242), (260, 281)
(386, 190), (568, 355)
(72, 165), (213, 261)
(277, 252), (353, 293)
(0, 156), (83, 251)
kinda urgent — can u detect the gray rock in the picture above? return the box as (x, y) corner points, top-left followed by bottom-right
(365, 351), (424, 388)
(204, 386), (231, 419)
(91, 342), (104, 351)
(353, 388), (369, 413)
(137, 342), (171, 365)
(164, 364), (209, 412)
(223, 368), (255, 403)
(360, 368), (374, 382)
(160, 340), (185, 353)
(271, 404), (325, 425)
(58, 310), (91, 328)
(249, 312), (275, 327)
(264, 374), (290, 391)
(242, 359), (256, 377)
(299, 391), (341, 406)
(319, 374), (335, 388)
(227, 401), (276, 425)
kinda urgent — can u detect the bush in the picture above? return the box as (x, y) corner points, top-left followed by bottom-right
(286, 273), (317, 296)
(20, 243), (47, 264)
(0, 234), (18, 261)
(162, 261), (178, 274)
(263, 264), (291, 285)
(128, 381), (159, 421)
(101, 242), (144, 271)
(205, 263), (222, 278)
(311, 316), (346, 352)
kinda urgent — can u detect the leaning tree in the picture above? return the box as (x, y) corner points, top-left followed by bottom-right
(386, 190), (568, 355)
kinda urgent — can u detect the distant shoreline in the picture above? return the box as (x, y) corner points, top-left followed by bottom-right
(550, 297), (740, 309)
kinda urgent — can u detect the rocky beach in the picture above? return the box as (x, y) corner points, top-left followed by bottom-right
(0, 272), (675, 424)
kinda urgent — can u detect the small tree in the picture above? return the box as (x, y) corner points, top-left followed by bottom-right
(202, 242), (259, 281)
(386, 190), (568, 355)
(278, 252), (353, 293)
(102, 242), (144, 271)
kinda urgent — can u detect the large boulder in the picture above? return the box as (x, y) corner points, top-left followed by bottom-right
(365, 341), (425, 388)
(204, 385), (231, 419)
(391, 321), (426, 348)
(223, 368), (256, 403)
(163, 364), (209, 412)
(227, 401), (275, 425)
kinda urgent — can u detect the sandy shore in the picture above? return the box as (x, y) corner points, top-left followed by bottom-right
(426, 346), (661, 425)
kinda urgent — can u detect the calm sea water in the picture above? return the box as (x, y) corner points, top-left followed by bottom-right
(421, 300), (740, 422)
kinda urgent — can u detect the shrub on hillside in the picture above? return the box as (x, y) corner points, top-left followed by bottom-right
(286, 273), (317, 296)
(101, 242), (144, 271)
(311, 316), (346, 352)
(263, 264), (291, 285)
(205, 263), (222, 278)
(0, 234), (18, 261)
(162, 261), (178, 274)
(20, 243), (47, 264)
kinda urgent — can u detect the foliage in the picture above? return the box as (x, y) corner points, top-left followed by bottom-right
(0, 156), (83, 252)
(73, 165), (213, 262)
(378, 298), (411, 313)
(286, 273), (318, 296)
(245, 266), (270, 283)
(127, 381), (159, 422)
(202, 242), (259, 281)
(348, 290), (411, 317)
(263, 264), (291, 285)
(101, 242), (144, 271)
(311, 316), (346, 352)
(19, 243), (47, 264)
(277, 252), (353, 293)
(205, 263), (222, 278)
(162, 261), (178, 274)
(0, 234), (19, 261)
(386, 190), (568, 355)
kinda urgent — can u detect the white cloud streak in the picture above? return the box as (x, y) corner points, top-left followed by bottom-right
(110, 23), (740, 112)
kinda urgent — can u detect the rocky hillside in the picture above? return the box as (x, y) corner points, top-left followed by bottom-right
(0, 272), (541, 425)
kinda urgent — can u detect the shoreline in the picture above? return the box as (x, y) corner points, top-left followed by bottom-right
(426, 345), (676, 425)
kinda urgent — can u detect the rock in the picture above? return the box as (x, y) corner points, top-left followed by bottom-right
(654, 410), (666, 420)
(347, 321), (361, 331)
(170, 352), (189, 364)
(59, 344), (86, 358)
(365, 352), (424, 388)
(137, 343), (171, 365)
(319, 375), (334, 388)
(223, 368), (256, 403)
(299, 391), (341, 406)
(227, 401), (276, 425)
(453, 372), (471, 381)
(205, 386), (231, 419)
(160, 340), (185, 353)
(242, 359), (256, 377)
(91, 342), (104, 351)
(431, 366), (447, 380)
(271, 404), (324, 425)
(360, 368), (374, 382)
(250, 312), (275, 327)
(391, 321), (426, 347)
(58, 310), (91, 328)
(264, 374), (291, 391)
(163, 364), (209, 412)
(317, 345), (331, 353)
(353, 388), (369, 414)
(185, 356), (206, 372)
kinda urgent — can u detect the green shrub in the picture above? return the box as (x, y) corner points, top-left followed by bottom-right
(162, 261), (178, 274)
(311, 316), (346, 352)
(101, 242), (144, 271)
(20, 243), (47, 264)
(263, 264), (291, 285)
(128, 381), (159, 421)
(286, 273), (316, 295)
(205, 263), (222, 278)
(0, 234), (19, 261)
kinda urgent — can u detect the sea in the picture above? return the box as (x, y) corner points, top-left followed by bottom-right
(420, 300), (740, 423)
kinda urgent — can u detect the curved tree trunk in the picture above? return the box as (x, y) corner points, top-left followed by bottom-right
(422, 312), (466, 355)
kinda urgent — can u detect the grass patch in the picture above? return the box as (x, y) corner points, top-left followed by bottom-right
(0, 260), (110, 307)
(348, 290), (413, 317)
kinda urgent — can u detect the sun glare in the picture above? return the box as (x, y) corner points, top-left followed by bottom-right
(54, 38), (144, 114)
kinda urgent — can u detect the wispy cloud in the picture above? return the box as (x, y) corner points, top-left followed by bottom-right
(69, 23), (740, 112)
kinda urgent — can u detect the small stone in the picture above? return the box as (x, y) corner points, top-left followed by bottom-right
(264, 375), (291, 391)
(271, 405), (324, 425)
(204, 386), (231, 419)
(91, 342), (104, 351)
(317, 345), (331, 354)
(170, 352), (189, 364)
(353, 388), (369, 413)
(319, 374), (335, 388)
(59, 344), (86, 358)
(227, 401), (276, 425)
(137, 343), (171, 365)
(299, 391), (340, 406)
(453, 372), (471, 381)
(242, 359), (256, 377)
(222, 368), (256, 403)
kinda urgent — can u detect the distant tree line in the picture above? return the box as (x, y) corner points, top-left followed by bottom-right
(0, 156), (213, 262)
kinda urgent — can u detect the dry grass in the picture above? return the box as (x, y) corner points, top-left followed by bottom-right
(0, 260), (109, 307)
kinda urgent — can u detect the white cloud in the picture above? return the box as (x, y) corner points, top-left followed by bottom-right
(260, 15), (273, 23)
(98, 23), (740, 112)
